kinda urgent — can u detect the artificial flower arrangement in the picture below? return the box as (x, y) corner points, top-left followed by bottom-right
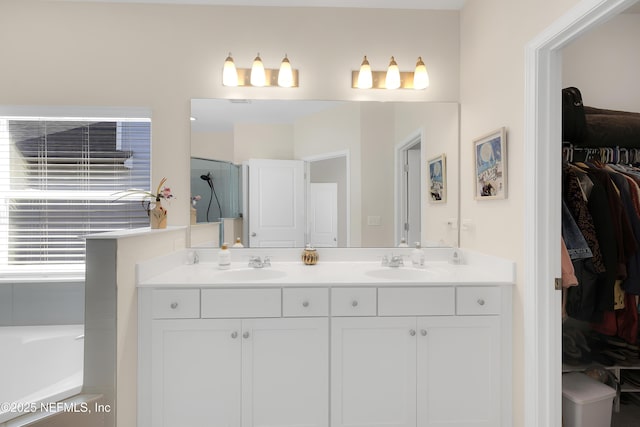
(114, 177), (174, 228)
(191, 194), (202, 207)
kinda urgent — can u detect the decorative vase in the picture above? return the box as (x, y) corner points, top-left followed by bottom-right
(190, 206), (197, 225)
(150, 202), (167, 229)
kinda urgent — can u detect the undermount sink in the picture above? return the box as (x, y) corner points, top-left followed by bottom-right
(364, 267), (442, 281)
(216, 268), (287, 281)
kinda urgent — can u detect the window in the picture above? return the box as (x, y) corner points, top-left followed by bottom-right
(0, 115), (151, 276)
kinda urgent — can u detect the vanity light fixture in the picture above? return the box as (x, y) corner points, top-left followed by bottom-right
(250, 53), (266, 87)
(352, 55), (430, 90)
(222, 53), (299, 88)
(277, 54), (294, 88)
(385, 56), (401, 90)
(222, 53), (238, 87)
(356, 56), (373, 89)
(413, 56), (430, 90)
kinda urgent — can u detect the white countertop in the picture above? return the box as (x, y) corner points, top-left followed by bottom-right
(137, 248), (515, 288)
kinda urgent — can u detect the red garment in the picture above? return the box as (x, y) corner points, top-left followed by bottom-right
(591, 293), (639, 344)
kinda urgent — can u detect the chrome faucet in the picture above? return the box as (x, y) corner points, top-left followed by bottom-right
(248, 256), (271, 268)
(388, 255), (404, 268)
(381, 254), (404, 268)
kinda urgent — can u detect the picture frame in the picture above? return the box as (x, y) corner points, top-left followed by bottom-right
(427, 153), (446, 203)
(473, 127), (507, 200)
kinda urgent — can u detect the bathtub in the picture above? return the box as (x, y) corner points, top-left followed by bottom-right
(0, 325), (84, 424)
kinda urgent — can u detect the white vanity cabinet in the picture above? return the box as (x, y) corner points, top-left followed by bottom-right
(139, 282), (512, 427)
(331, 286), (505, 427)
(139, 288), (329, 427)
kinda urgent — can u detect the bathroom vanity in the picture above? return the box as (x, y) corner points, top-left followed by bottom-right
(137, 248), (514, 427)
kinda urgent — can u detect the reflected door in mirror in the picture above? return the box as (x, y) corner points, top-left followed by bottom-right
(248, 159), (305, 247)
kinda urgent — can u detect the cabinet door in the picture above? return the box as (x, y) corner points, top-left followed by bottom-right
(417, 316), (500, 427)
(152, 319), (242, 427)
(331, 317), (417, 427)
(242, 317), (329, 427)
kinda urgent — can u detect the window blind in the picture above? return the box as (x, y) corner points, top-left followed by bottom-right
(0, 117), (151, 272)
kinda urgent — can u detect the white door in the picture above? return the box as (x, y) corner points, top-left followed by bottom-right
(152, 319), (242, 427)
(417, 316), (500, 427)
(242, 317), (329, 427)
(406, 148), (422, 245)
(331, 317), (417, 427)
(309, 183), (338, 247)
(248, 159), (305, 247)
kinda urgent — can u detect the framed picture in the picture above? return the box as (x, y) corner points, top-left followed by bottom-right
(427, 153), (446, 203)
(473, 127), (507, 200)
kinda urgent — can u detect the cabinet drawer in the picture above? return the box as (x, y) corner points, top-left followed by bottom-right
(378, 287), (455, 316)
(331, 287), (377, 316)
(456, 286), (501, 315)
(283, 288), (329, 317)
(152, 289), (200, 319)
(201, 288), (281, 318)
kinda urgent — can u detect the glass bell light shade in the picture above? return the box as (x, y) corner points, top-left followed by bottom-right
(413, 56), (430, 90)
(250, 53), (266, 87)
(222, 53), (238, 87)
(385, 56), (401, 90)
(357, 56), (373, 89)
(278, 54), (293, 88)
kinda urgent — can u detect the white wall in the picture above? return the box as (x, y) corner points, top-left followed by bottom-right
(562, 12), (640, 112)
(234, 123), (295, 162)
(459, 1), (584, 426)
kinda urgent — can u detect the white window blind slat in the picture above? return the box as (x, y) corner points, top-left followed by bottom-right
(0, 117), (152, 273)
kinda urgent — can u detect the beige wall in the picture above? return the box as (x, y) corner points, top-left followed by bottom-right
(0, 3), (459, 426)
(459, 1), (585, 426)
(191, 130), (234, 161)
(562, 12), (640, 112)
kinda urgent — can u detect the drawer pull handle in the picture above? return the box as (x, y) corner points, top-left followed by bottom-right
(302, 301), (310, 307)
(409, 329), (416, 336)
(477, 299), (486, 306)
(243, 331), (250, 339)
(170, 302), (178, 309)
(231, 331), (238, 339)
(351, 300), (359, 307)
(421, 329), (427, 336)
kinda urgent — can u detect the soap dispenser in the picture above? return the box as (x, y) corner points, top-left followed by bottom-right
(218, 243), (231, 270)
(232, 237), (244, 248)
(411, 242), (425, 267)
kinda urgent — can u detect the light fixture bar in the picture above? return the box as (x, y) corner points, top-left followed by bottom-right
(232, 68), (299, 87)
(351, 70), (417, 89)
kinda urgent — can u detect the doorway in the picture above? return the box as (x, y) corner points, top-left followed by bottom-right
(395, 131), (423, 247)
(525, 0), (638, 425)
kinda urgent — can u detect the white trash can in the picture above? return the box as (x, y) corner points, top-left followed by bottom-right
(562, 372), (616, 427)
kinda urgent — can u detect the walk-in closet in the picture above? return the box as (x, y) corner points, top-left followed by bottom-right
(560, 8), (640, 425)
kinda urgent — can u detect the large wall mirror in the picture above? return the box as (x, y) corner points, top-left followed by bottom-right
(190, 99), (460, 248)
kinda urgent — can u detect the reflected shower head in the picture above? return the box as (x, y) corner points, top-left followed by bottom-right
(200, 172), (213, 188)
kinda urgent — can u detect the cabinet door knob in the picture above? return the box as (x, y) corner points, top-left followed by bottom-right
(477, 299), (486, 306)
(351, 300), (359, 307)
(231, 331), (238, 339)
(302, 301), (309, 307)
(243, 331), (250, 339)
(409, 329), (416, 336)
(421, 329), (427, 336)
(170, 302), (178, 309)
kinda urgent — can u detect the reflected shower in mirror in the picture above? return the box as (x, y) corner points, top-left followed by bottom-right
(191, 99), (460, 248)
(190, 157), (240, 223)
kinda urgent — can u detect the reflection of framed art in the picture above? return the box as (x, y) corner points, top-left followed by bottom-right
(427, 153), (446, 203)
(473, 127), (507, 200)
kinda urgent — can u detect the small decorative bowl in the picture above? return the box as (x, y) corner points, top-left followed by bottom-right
(302, 246), (318, 265)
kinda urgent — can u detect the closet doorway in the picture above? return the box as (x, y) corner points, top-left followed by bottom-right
(395, 131), (423, 247)
(525, 0), (639, 426)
